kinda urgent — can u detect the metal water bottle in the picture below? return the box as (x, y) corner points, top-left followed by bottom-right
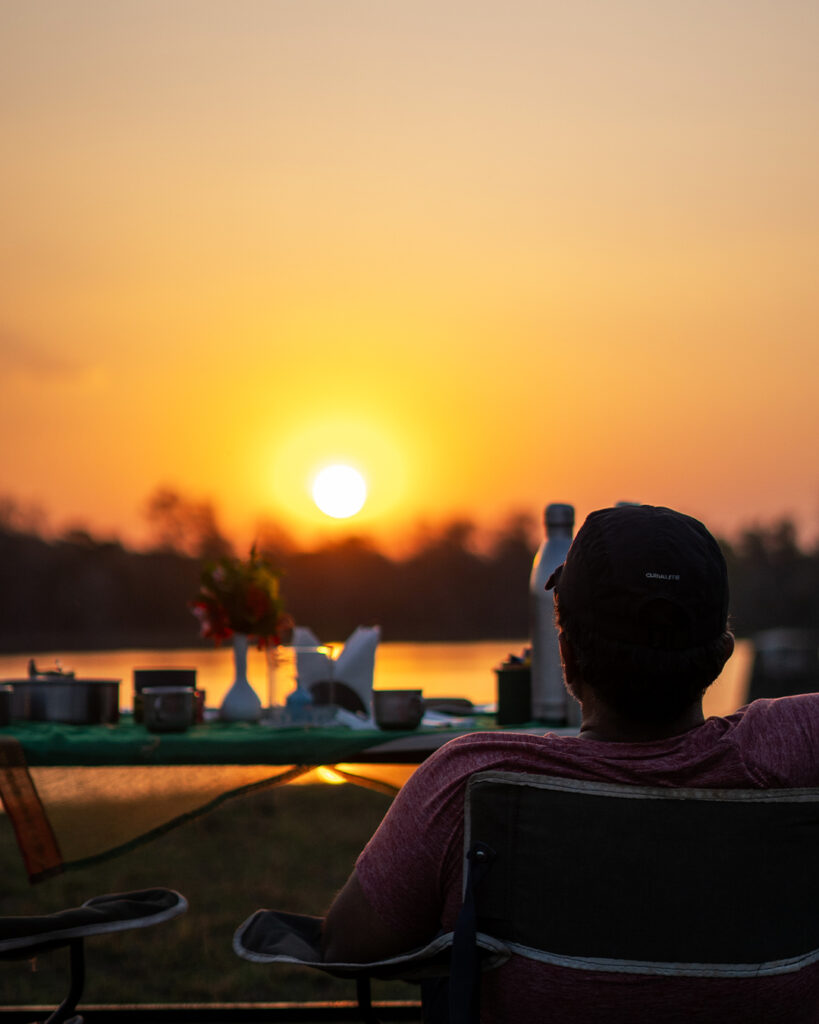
(529, 503), (574, 723)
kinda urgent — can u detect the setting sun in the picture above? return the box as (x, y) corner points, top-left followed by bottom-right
(0, 4), (816, 551)
(312, 465), (368, 519)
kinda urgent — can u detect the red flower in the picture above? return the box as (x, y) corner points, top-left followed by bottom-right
(244, 582), (271, 623)
(189, 548), (292, 648)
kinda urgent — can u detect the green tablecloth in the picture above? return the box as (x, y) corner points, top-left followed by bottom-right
(0, 714), (517, 882)
(1, 717), (459, 766)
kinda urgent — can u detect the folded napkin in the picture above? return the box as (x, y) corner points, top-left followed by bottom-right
(292, 625), (380, 715)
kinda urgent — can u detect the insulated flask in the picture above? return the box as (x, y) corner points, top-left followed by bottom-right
(529, 503), (574, 722)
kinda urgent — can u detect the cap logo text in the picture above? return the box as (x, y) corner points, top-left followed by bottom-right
(645, 572), (681, 581)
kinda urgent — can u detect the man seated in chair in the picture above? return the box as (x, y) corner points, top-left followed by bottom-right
(322, 504), (819, 1021)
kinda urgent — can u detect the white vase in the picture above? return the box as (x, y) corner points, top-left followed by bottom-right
(220, 633), (262, 723)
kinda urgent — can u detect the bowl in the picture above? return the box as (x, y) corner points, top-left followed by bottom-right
(372, 689), (424, 731)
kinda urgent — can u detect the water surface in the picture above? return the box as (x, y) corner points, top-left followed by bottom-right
(0, 638), (752, 718)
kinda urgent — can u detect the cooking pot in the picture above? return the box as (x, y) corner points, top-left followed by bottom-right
(7, 678), (120, 725)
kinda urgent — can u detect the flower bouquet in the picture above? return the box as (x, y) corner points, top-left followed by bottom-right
(190, 547), (294, 648)
(190, 548), (294, 722)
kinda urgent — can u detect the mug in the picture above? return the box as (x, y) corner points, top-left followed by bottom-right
(372, 689), (424, 731)
(142, 686), (194, 733)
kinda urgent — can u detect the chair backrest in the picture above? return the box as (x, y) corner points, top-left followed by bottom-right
(463, 770), (819, 977)
(234, 774), (819, 1024)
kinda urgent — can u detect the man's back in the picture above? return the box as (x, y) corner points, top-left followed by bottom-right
(324, 506), (819, 1021)
(355, 695), (819, 1022)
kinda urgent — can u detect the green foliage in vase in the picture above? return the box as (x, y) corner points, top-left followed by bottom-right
(190, 547), (294, 647)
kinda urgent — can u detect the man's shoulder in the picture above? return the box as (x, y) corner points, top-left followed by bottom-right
(724, 694), (819, 786)
(421, 729), (574, 780)
(424, 730), (518, 770)
(731, 693), (819, 727)
(439, 729), (559, 757)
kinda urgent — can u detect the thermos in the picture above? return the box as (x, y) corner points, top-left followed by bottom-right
(529, 503), (575, 723)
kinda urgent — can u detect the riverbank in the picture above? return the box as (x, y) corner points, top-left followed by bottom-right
(0, 782), (407, 1005)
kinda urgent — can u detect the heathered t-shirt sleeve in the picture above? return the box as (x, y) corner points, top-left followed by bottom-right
(355, 740), (469, 939)
(354, 733), (515, 937)
(724, 694), (819, 786)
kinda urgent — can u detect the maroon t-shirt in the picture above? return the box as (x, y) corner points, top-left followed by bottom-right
(356, 695), (819, 1022)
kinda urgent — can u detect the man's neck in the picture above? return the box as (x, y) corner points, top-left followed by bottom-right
(578, 702), (706, 744)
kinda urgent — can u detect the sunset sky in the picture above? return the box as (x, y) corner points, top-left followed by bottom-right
(2, 1), (817, 552)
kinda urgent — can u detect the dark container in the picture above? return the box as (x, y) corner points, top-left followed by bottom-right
(495, 665), (532, 725)
(7, 678), (120, 725)
(0, 685), (11, 726)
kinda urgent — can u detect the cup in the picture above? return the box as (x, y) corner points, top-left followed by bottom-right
(372, 689), (424, 731)
(142, 686), (195, 733)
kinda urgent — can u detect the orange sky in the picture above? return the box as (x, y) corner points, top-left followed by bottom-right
(1, 1), (817, 551)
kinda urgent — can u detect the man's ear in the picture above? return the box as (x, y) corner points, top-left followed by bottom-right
(720, 632), (735, 667)
(558, 629), (573, 668)
(558, 631), (580, 694)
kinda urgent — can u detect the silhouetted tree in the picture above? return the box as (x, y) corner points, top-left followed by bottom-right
(0, 496), (48, 536)
(487, 512), (538, 638)
(144, 487), (232, 560)
(254, 519), (299, 564)
(720, 519), (819, 636)
(284, 536), (399, 641)
(398, 520), (496, 639)
(0, 496), (816, 652)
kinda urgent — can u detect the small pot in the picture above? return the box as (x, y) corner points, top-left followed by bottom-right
(133, 668), (197, 722)
(141, 686), (194, 733)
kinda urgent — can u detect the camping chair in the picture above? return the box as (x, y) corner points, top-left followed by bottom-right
(233, 771), (819, 1023)
(0, 888), (188, 1024)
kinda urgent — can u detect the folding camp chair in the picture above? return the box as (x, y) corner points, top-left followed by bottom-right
(0, 888), (188, 1024)
(234, 771), (819, 1023)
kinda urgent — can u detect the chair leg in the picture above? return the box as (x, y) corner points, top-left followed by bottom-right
(44, 938), (85, 1024)
(355, 975), (382, 1024)
(448, 842), (494, 1024)
(421, 977), (450, 1023)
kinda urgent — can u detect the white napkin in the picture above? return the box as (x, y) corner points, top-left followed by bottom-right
(292, 625), (380, 714)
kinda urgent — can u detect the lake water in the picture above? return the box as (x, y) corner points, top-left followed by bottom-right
(0, 638), (754, 719)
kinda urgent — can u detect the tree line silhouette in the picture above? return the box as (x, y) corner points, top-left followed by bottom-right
(0, 490), (816, 654)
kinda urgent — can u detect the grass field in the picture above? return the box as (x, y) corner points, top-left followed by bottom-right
(0, 782), (419, 1007)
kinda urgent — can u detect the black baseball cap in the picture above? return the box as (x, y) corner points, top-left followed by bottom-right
(546, 505), (729, 650)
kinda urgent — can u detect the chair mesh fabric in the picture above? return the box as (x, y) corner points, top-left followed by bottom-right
(0, 888), (188, 959)
(465, 772), (819, 976)
(233, 908), (509, 979)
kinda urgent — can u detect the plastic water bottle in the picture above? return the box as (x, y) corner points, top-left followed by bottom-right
(529, 503), (574, 723)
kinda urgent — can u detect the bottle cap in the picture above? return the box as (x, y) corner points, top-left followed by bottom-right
(545, 503), (574, 529)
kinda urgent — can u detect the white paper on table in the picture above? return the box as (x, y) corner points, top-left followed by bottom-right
(292, 625), (380, 715)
